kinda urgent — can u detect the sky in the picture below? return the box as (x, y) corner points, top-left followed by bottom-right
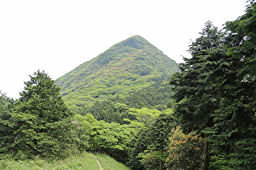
(0, 0), (246, 98)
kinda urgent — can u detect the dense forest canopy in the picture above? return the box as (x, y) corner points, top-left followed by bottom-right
(0, 1), (255, 169)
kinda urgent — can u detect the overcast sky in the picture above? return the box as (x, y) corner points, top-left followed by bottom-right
(0, 0), (246, 98)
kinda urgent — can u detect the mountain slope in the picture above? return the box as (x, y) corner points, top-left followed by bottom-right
(55, 35), (179, 109)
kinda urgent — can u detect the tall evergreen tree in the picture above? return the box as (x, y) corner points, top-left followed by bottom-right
(0, 92), (14, 156)
(170, 3), (256, 168)
(209, 1), (256, 168)
(11, 70), (73, 159)
(142, 113), (176, 170)
(128, 112), (175, 170)
(170, 21), (225, 169)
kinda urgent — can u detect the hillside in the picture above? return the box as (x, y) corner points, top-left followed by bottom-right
(55, 35), (179, 110)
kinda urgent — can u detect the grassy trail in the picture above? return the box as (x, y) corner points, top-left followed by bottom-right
(95, 155), (104, 170)
(0, 152), (130, 170)
(96, 154), (130, 170)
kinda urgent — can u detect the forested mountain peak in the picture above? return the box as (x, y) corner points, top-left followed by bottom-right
(116, 35), (153, 49)
(55, 35), (179, 110)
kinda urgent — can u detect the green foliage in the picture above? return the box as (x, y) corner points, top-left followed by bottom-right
(126, 107), (161, 127)
(83, 82), (174, 123)
(128, 113), (176, 170)
(170, 21), (224, 133)
(126, 108), (162, 170)
(170, 21), (225, 169)
(10, 71), (74, 159)
(170, 2), (256, 169)
(55, 35), (178, 111)
(0, 91), (9, 114)
(71, 113), (135, 163)
(140, 113), (176, 170)
(208, 2), (256, 169)
(128, 127), (151, 170)
(120, 82), (175, 110)
(89, 121), (131, 152)
(84, 100), (129, 123)
(71, 114), (97, 151)
(0, 92), (14, 156)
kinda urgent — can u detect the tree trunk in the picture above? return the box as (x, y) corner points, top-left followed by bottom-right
(200, 140), (209, 170)
(159, 161), (163, 170)
(159, 150), (163, 170)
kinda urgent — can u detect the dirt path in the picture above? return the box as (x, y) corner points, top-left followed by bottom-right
(94, 155), (104, 170)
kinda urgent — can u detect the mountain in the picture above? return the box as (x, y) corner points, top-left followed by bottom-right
(55, 35), (179, 110)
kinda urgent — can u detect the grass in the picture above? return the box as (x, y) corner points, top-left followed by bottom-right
(96, 154), (130, 170)
(0, 152), (130, 170)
